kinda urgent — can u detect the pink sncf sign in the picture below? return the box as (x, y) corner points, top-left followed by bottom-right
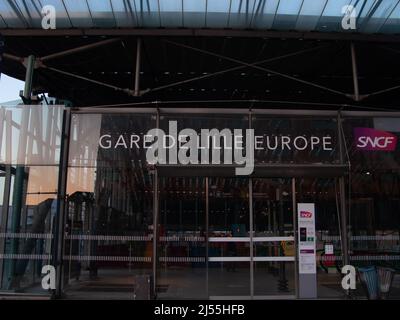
(354, 127), (398, 151)
(300, 211), (312, 218)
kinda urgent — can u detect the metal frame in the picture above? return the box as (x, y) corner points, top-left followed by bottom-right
(163, 40), (348, 99)
(154, 174), (310, 299)
(4, 36), (400, 104)
(70, 106), (400, 117)
(0, 165), (12, 288)
(54, 107), (71, 298)
(292, 177), (298, 299)
(2, 28), (400, 43)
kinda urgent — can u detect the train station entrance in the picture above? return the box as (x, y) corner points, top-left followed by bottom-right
(60, 107), (349, 299)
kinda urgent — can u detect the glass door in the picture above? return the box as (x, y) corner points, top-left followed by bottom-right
(207, 177), (296, 299)
(157, 177), (207, 299)
(156, 175), (298, 299)
(208, 177), (250, 299)
(252, 178), (296, 298)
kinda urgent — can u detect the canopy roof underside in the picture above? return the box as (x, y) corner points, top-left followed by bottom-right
(0, 0), (399, 34)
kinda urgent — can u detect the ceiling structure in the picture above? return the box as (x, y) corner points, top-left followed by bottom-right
(0, 0), (399, 34)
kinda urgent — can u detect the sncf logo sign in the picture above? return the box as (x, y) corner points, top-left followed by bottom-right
(354, 128), (397, 151)
(300, 211), (312, 218)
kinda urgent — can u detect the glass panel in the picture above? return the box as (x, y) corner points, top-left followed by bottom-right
(157, 177), (207, 299)
(111, 0), (136, 27)
(253, 178), (295, 296)
(41, 0), (73, 28)
(208, 177), (250, 297)
(87, 0), (116, 27)
(362, 0), (399, 33)
(251, 0), (280, 29)
(0, 13), (6, 28)
(64, 113), (155, 299)
(183, 0), (206, 28)
(206, 0), (231, 28)
(342, 117), (400, 172)
(252, 116), (340, 165)
(1, 168), (57, 291)
(296, 177), (343, 298)
(0, 1), (27, 28)
(1, 0), (400, 33)
(158, 0), (183, 27)
(63, 0), (95, 28)
(343, 116), (400, 299)
(131, 0), (160, 27)
(272, 0), (303, 29)
(316, 0), (355, 32)
(295, 0), (328, 31)
(373, 1), (400, 34)
(159, 112), (250, 174)
(229, 0), (257, 28)
(0, 104), (62, 293)
(14, 0), (42, 28)
(68, 113), (156, 168)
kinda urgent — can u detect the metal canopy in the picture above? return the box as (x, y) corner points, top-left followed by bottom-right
(0, 0), (399, 34)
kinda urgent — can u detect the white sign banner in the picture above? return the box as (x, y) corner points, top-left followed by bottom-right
(298, 203), (316, 274)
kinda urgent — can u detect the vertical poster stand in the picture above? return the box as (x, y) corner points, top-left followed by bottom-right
(298, 203), (317, 298)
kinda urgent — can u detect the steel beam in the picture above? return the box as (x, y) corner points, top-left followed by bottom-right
(42, 65), (135, 96)
(164, 40), (349, 98)
(1, 29), (400, 43)
(40, 38), (121, 62)
(146, 44), (329, 94)
(3, 53), (24, 63)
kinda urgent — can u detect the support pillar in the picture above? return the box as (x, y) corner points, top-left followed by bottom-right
(350, 43), (360, 102)
(337, 112), (349, 268)
(337, 112), (350, 298)
(134, 38), (142, 97)
(54, 107), (71, 298)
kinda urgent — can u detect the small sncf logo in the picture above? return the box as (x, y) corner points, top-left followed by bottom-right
(354, 128), (398, 151)
(300, 211), (312, 218)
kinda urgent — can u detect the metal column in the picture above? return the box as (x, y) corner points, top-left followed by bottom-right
(249, 111), (254, 299)
(292, 177), (299, 298)
(350, 43), (360, 102)
(134, 38), (142, 97)
(0, 166), (12, 288)
(23, 55), (35, 100)
(337, 112), (350, 268)
(152, 109), (159, 298)
(205, 177), (209, 298)
(54, 107), (71, 298)
(249, 178), (254, 299)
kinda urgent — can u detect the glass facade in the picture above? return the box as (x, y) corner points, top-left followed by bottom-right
(0, 104), (63, 293)
(342, 117), (400, 275)
(1, 106), (399, 299)
(1, 0), (399, 34)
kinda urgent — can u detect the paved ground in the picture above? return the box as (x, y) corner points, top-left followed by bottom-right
(2, 267), (400, 300)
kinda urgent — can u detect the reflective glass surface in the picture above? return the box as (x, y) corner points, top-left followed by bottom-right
(0, 0), (399, 34)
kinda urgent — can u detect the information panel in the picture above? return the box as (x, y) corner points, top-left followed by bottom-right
(298, 203), (316, 274)
(297, 203), (317, 298)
